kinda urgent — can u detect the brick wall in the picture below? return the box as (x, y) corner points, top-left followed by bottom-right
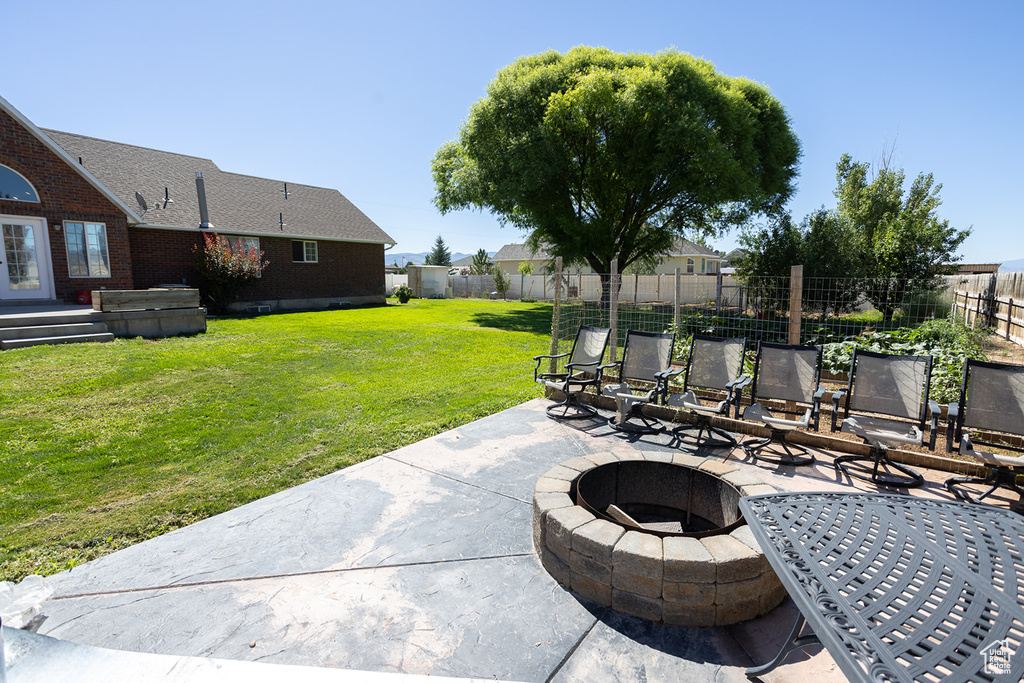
(0, 108), (133, 302)
(130, 227), (385, 302)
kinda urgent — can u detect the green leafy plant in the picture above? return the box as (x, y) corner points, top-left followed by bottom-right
(492, 266), (511, 299)
(820, 316), (985, 403)
(192, 233), (268, 314)
(395, 284), (413, 304)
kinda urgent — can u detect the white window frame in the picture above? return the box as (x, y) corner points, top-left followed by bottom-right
(686, 257), (695, 274)
(64, 221), (111, 278)
(292, 240), (318, 263)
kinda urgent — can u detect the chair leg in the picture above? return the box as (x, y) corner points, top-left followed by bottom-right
(545, 390), (599, 420)
(608, 402), (665, 434)
(672, 414), (736, 449)
(834, 445), (923, 488)
(742, 429), (815, 466)
(945, 467), (1024, 505)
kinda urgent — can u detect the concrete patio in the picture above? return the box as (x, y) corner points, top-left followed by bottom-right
(7, 398), (1015, 682)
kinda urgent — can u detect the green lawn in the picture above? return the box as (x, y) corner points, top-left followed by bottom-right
(0, 299), (553, 581)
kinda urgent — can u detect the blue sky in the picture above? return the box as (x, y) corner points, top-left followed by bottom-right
(7, 0), (1021, 263)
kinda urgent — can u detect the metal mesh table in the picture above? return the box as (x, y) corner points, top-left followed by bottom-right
(739, 492), (1024, 682)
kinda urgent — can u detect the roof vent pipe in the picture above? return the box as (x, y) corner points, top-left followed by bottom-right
(195, 172), (214, 229)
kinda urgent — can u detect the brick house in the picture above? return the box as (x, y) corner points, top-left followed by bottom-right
(0, 95), (394, 310)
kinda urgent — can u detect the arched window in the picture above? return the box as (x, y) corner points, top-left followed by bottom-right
(686, 257), (695, 274)
(0, 164), (40, 202)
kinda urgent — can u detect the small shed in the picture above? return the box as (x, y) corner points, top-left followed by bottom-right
(407, 265), (450, 298)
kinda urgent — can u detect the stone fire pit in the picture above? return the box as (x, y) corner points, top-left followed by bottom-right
(532, 451), (786, 626)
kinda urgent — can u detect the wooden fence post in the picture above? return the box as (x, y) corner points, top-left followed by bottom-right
(609, 259), (619, 363)
(674, 267), (682, 343)
(716, 270), (723, 316)
(549, 257), (562, 375)
(789, 265), (803, 345)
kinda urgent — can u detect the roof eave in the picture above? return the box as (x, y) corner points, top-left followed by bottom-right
(131, 222), (395, 245)
(0, 95), (144, 224)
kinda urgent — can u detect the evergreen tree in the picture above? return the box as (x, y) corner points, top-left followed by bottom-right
(424, 235), (452, 266)
(470, 248), (492, 275)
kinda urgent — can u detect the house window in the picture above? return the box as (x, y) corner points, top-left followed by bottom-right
(292, 240), (318, 263)
(701, 258), (706, 274)
(227, 235), (259, 251)
(226, 236), (261, 277)
(686, 257), (695, 274)
(0, 164), (40, 202)
(65, 221), (110, 277)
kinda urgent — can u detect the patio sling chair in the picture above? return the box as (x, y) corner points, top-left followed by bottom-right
(600, 330), (680, 434)
(533, 325), (611, 420)
(944, 359), (1024, 505)
(664, 335), (750, 448)
(741, 342), (825, 466)
(831, 349), (939, 488)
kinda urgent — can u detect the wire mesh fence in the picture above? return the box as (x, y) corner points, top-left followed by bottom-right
(551, 268), (957, 363)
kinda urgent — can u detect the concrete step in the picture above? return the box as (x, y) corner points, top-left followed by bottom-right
(0, 312), (97, 328)
(0, 322), (110, 341)
(0, 332), (115, 350)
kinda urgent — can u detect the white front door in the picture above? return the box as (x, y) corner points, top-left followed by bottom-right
(1, 216), (53, 300)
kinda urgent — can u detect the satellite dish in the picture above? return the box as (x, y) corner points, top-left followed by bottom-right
(135, 191), (148, 212)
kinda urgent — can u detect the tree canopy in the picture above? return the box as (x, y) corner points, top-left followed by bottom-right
(834, 154), (970, 320)
(432, 47), (801, 277)
(737, 153), (971, 320)
(424, 235), (452, 267)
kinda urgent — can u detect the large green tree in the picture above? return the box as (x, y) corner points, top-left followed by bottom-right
(834, 154), (970, 321)
(736, 213), (803, 315)
(432, 47), (800, 292)
(737, 154), (970, 322)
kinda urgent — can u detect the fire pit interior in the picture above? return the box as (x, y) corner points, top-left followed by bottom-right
(575, 460), (745, 537)
(533, 452), (786, 626)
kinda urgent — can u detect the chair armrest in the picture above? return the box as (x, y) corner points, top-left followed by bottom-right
(653, 367), (685, 404)
(831, 389), (848, 432)
(926, 400), (940, 450)
(810, 386), (826, 431)
(533, 351), (569, 361)
(534, 351), (570, 382)
(726, 375), (753, 391)
(654, 367), (685, 380)
(945, 402), (960, 453)
(726, 374), (752, 418)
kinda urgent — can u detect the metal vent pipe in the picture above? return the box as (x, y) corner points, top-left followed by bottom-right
(195, 172), (214, 229)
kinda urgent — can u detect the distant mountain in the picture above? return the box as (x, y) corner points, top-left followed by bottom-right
(384, 251), (491, 267)
(999, 258), (1024, 272)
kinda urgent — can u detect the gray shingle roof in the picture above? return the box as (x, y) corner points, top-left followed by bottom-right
(493, 244), (544, 261)
(43, 130), (394, 245)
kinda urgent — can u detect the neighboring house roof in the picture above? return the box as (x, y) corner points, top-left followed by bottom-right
(493, 238), (722, 262)
(493, 244), (544, 262)
(452, 255), (475, 267)
(955, 263), (1001, 275)
(43, 129), (394, 246)
(723, 248), (747, 264)
(668, 237), (721, 258)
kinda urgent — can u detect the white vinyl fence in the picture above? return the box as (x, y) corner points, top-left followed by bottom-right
(385, 273), (408, 293)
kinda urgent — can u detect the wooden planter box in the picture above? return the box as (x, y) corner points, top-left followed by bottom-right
(92, 288), (201, 312)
